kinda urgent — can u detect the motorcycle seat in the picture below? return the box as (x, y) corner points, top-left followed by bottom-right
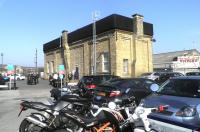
(21, 100), (54, 111)
(60, 95), (92, 104)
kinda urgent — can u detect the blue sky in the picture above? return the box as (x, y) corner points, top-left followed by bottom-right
(0, 0), (200, 67)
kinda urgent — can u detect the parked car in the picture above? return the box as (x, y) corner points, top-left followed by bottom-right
(2, 76), (10, 82)
(155, 72), (184, 84)
(77, 75), (120, 97)
(0, 75), (6, 85)
(140, 72), (160, 81)
(141, 76), (200, 126)
(186, 72), (200, 76)
(8, 74), (26, 80)
(93, 78), (157, 105)
(50, 75), (120, 99)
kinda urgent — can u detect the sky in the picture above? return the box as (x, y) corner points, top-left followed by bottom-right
(0, 0), (200, 67)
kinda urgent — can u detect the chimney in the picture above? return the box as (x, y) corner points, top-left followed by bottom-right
(132, 14), (144, 37)
(62, 30), (68, 49)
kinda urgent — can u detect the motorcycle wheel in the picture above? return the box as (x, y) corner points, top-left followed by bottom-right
(64, 119), (85, 132)
(89, 121), (117, 132)
(19, 119), (46, 132)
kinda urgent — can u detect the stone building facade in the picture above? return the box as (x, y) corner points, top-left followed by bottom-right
(43, 13), (154, 79)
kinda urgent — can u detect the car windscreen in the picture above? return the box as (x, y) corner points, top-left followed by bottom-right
(82, 76), (103, 85)
(141, 73), (152, 76)
(186, 72), (200, 76)
(157, 79), (200, 98)
(99, 79), (140, 90)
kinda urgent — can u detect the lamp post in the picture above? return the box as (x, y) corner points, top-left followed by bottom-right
(92, 11), (100, 75)
(1, 53), (3, 73)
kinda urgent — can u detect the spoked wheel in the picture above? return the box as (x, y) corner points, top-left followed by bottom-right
(90, 122), (116, 132)
(19, 119), (46, 132)
(64, 118), (85, 132)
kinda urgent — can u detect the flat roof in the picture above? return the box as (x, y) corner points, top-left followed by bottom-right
(43, 14), (153, 53)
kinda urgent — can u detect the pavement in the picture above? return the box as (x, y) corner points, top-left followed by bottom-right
(0, 79), (53, 132)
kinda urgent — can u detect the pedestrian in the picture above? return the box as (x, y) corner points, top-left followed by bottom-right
(68, 72), (73, 82)
(53, 73), (58, 87)
(49, 74), (53, 85)
(74, 67), (79, 80)
(36, 73), (39, 84)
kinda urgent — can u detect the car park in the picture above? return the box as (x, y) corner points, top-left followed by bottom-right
(141, 76), (200, 126)
(93, 78), (157, 105)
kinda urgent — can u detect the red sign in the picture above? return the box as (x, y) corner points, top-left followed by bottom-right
(178, 56), (199, 63)
(7, 70), (14, 75)
(59, 70), (65, 74)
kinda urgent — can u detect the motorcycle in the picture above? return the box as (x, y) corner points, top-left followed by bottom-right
(62, 96), (170, 132)
(18, 94), (92, 132)
(63, 97), (136, 132)
(50, 84), (80, 101)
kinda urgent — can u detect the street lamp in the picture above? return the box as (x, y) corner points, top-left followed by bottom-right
(1, 53), (3, 73)
(92, 11), (100, 75)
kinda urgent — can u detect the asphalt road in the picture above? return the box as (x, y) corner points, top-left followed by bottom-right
(0, 79), (53, 132)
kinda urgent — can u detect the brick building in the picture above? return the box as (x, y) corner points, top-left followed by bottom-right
(43, 13), (154, 79)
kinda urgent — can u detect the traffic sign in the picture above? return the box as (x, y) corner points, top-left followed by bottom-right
(7, 64), (14, 71)
(7, 64), (14, 74)
(59, 65), (65, 71)
(58, 65), (65, 74)
(59, 74), (64, 79)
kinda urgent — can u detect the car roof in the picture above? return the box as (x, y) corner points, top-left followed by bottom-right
(83, 75), (118, 77)
(108, 77), (155, 81)
(171, 76), (200, 80)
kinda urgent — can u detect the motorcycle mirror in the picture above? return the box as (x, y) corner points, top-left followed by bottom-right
(196, 104), (200, 113)
(150, 84), (159, 92)
(125, 88), (130, 94)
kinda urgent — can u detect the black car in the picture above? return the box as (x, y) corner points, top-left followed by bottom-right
(50, 75), (120, 100)
(155, 72), (184, 84)
(0, 75), (6, 85)
(77, 75), (120, 97)
(93, 78), (157, 105)
(186, 72), (200, 76)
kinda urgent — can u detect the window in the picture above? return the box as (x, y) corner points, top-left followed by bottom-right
(50, 61), (54, 74)
(102, 52), (109, 72)
(47, 62), (50, 73)
(123, 59), (128, 74)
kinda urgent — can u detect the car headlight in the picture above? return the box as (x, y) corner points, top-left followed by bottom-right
(108, 102), (116, 110)
(176, 106), (196, 117)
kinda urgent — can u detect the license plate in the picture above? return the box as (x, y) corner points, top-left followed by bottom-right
(97, 92), (106, 96)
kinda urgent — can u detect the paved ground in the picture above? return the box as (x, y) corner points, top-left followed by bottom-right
(0, 79), (53, 132)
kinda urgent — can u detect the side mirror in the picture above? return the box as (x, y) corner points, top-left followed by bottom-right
(150, 84), (159, 92)
(125, 88), (130, 94)
(196, 104), (200, 114)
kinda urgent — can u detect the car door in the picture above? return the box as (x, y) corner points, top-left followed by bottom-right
(128, 79), (152, 105)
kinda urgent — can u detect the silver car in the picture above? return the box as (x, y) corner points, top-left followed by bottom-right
(141, 76), (200, 127)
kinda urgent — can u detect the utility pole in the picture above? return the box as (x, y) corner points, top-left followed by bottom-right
(35, 49), (37, 73)
(92, 11), (100, 75)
